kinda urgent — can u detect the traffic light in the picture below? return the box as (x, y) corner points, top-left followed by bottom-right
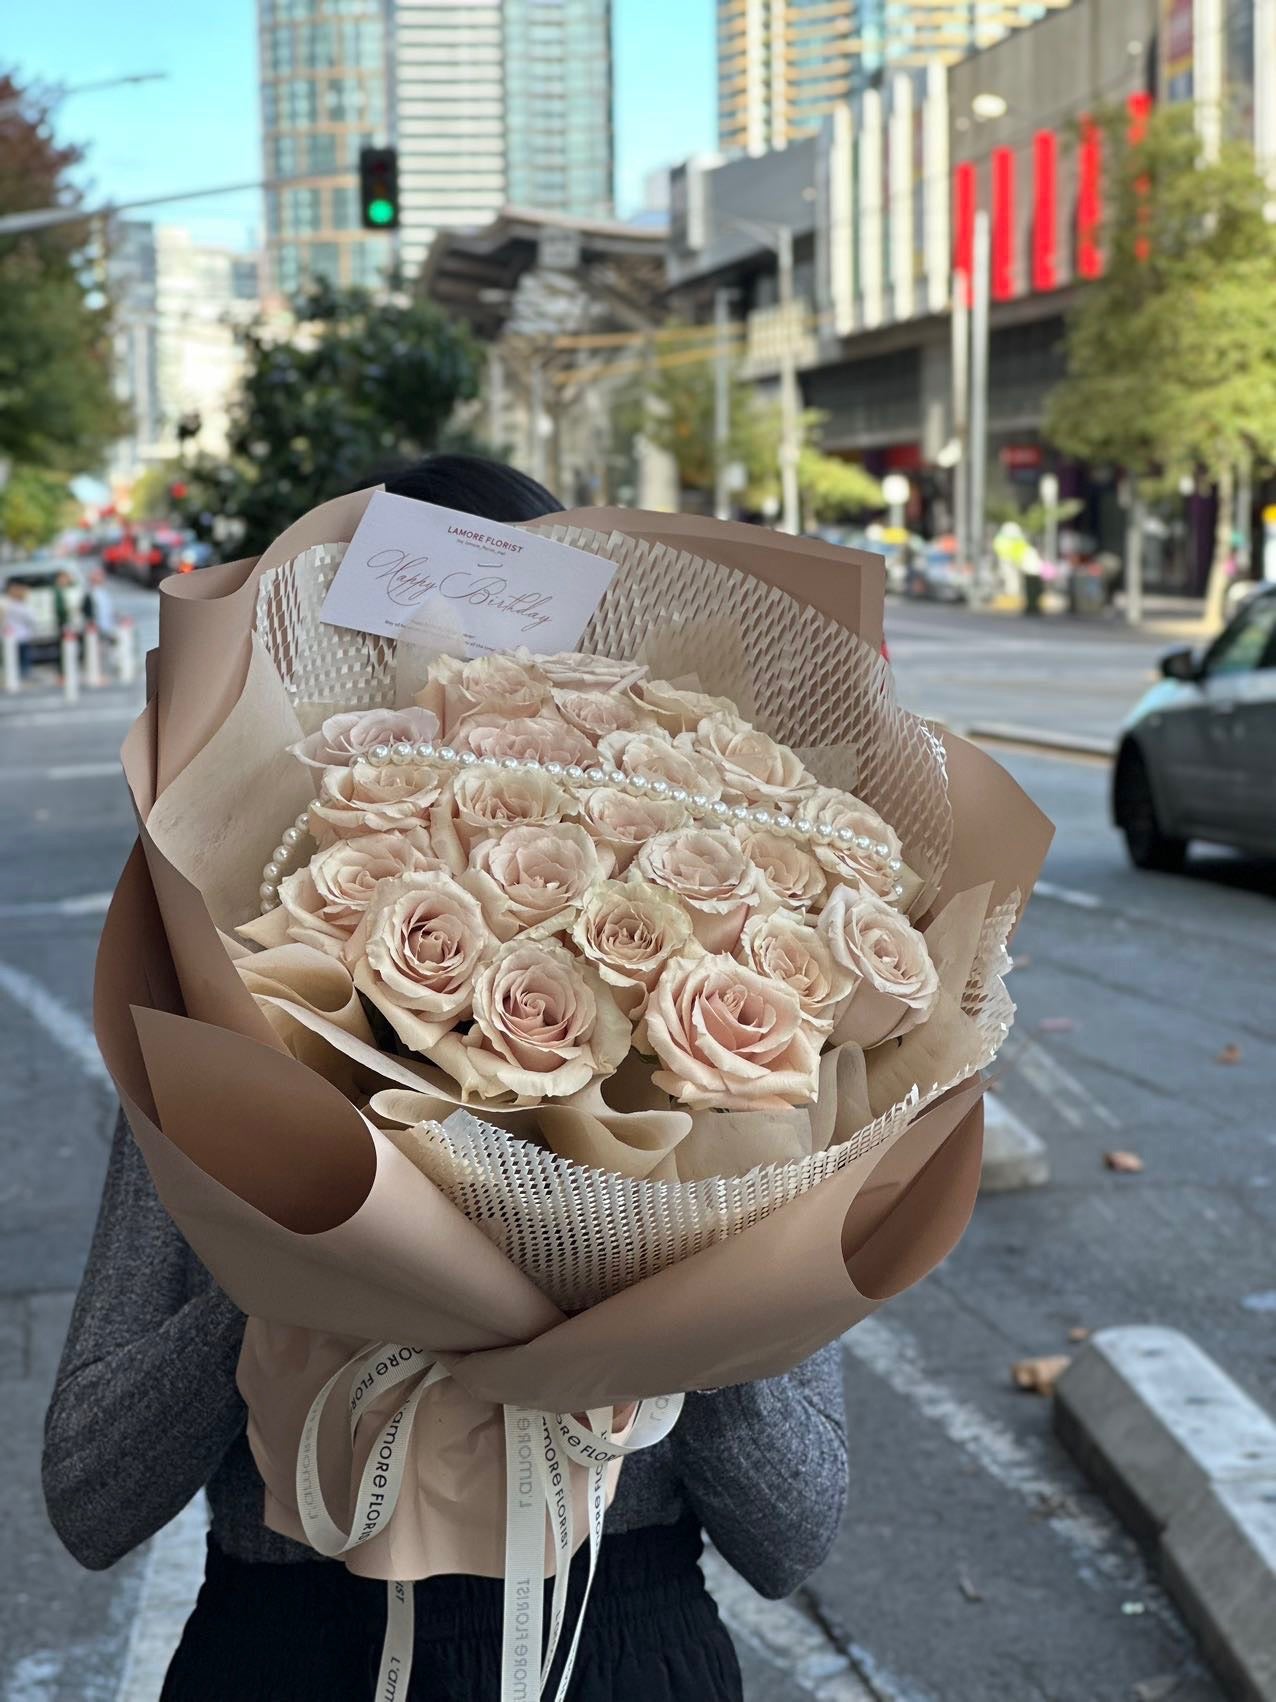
(359, 146), (399, 230)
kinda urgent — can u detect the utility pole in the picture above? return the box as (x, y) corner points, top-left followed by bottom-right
(777, 224), (802, 536)
(969, 209), (991, 599)
(1125, 479), (1145, 625)
(951, 275), (970, 569)
(713, 287), (733, 522)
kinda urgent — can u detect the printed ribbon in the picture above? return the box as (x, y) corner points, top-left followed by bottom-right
(295, 1342), (684, 1702)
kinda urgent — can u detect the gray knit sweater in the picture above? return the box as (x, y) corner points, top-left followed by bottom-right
(44, 1112), (847, 1600)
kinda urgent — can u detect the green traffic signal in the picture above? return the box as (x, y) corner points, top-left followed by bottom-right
(366, 197), (396, 227)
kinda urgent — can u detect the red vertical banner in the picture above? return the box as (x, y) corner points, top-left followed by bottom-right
(953, 160), (976, 305)
(1076, 118), (1103, 280)
(1031, 129), (1058, 291)
(991, 145), (1016, 300)
(1127, 90), (1153, 263)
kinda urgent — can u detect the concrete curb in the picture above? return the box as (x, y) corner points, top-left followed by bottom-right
(1055, 1326), (1276, 1701)
(965, 722), (1116, 759)
(979, 1095), (1050, 1192)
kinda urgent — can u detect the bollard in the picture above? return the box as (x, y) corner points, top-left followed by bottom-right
(61, 630), (80, 703)
(2, 626), (19, 694)
(84, 623), (103, 688)
(115, 616), (137, 685)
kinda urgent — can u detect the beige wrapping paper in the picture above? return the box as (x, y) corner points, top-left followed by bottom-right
(94, 495), (1051, 1583)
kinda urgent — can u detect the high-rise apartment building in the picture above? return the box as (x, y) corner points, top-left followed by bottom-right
(258, 0), (391, 299)
(717, 0), (1049, 156)
(258, 0), (614, 295)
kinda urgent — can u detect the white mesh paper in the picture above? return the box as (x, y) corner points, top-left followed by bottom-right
(252, 531), (1014, 1312)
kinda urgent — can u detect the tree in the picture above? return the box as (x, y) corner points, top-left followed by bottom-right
(174, 278), (482, 554)
(0, 465), (71, 550)
(796, 450), (881, 523)
(1047, 104), (1276, 620)
(0, 73), (126, 471)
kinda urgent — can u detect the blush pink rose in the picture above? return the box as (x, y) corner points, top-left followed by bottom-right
(596, 729), (723, 802)
(518, 649), (648, 692)
(818, 886), (939, 1046)
(432, 938), (632, 1102)
(571, 877), (694, 1015)
(692, 713), (815, 808)
(631, 678), (738, 734)
(737, 827), (827, 913)
(552, 687), (655, 740)
(804, 786), (908, 903)
(449, 765), (574, 854)
(642, 952), (820, 1110)
(454, 716), (598, 770)
(347, 872), (497, 1052)
(419, 652), (551, 737)
(278, 828), (450, 956)
(575, 788), (691, 872)
(288, 707), (441, 772)
(463, 823), (609, 939)
(308, 760), (451, 844)
(635, 827), (760, 950)
(736, 911), (852, 1030)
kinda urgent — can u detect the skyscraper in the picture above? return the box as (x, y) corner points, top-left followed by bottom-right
(717, 0), (1049, 156)
(503, 0), (614, 219)
(258, 0), (391, 299)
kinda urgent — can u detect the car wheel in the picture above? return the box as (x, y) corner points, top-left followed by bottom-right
(1115, 746), (1187, 873)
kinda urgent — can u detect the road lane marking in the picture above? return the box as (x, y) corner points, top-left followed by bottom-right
(841, 1319), (1187, 1639)
(0, 892), (112, 919)
(0, 961), (112, 1091)
(1012, 1042), (1123, 1131)
(112, 1499), (207, 1702)
(1034, 880), (1103, 909)
(0, 761), (119, 782)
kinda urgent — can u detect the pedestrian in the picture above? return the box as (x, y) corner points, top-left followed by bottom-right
(84, 567), (116, 639)
(42, 453), (848, 1702)
(54, 569), (86, 635)
(1, 581), (36, 681)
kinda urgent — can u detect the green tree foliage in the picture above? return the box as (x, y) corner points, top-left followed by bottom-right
(0, 465), (72, 550)
(0, 74), (126, 471)
(796, 449), (882, 522)
(1047, 104), (1276, 614)
(174, 279), (482, 554)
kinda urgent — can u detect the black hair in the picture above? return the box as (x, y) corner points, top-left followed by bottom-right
(353, 452), (564, 525)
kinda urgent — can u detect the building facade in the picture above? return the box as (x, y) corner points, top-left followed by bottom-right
(504, 0), (614, 220)
(258, 0), (392, 300)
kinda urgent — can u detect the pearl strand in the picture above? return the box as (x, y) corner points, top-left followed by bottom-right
(257, 741), (908, 915)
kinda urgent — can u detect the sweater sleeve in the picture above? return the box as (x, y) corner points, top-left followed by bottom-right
(672, 1343), (848, 1599)
(43, 1110), (249, 1571)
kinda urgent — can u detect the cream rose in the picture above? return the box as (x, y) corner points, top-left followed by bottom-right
(455, 716), (597, 771)
(571, 878), (694, 1014)
(635, 827), (759, 950)
(818, 886), (939, 1045)
(278, 829), (450, 956)
(419, 652), (551, 737)
(632, 678), (738, 734)
(519, 649), (648, 692)
(449, 764), (574, 853)
(288, 707), (440, 772)
(737, 827), (827, 913)
(804, 786), (907, 902)
(552, 687), (655, 741)
(736, 910), (852, 1029)
(308, 760), (451, 844)
(433, 938), (632, 1102)
(693, 713), (816, 808)
(463, 823), (608, 940)
(347, 872), (496, 1051)
(596, 729), (723, 802)
(575, 788), (691, 872)
(642, 952), (820, 1110)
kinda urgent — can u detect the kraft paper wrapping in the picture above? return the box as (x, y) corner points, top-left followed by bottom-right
(93, 495), (1051, 1583)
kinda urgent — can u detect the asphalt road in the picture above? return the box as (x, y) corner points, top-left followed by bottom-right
(1, 587), (1270, 1701)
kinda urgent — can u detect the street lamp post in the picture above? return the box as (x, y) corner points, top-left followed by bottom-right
(713, 287), (734, 522)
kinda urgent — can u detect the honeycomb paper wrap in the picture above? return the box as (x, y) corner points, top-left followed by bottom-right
(94, 492), (1052, 1583)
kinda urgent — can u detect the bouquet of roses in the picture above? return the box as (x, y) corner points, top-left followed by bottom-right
(94, 495), (1050, 1701)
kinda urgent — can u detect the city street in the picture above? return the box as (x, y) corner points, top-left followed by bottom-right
(2, 590), (1272, 1701)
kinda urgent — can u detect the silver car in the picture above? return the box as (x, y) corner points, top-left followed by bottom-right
(1113, 586), (1276, 869)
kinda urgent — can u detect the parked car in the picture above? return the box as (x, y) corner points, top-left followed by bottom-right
(1, 563), (84, 665)
(906, 538), (972, 603)
(172, 538), (215, 574)
(1113, 585), (1276, 869)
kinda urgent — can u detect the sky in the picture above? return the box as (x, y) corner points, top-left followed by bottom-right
(3, 0), (717, 251)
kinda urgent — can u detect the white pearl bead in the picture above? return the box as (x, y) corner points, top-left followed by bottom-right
(631, 774), (650, 791)
(586, 767), (605, 784)
(691, 793), (709, 810)
(262, 861), (282, 881)
(566, 765), (584, 782)
(816, 823), (836, 841)
(503, 756), (522, 770)
(282, 826), (302, 848)
(545, 761), (563, 776)
(753, 809), (773, 826)
(888, 857), (902, 873)
(836, 827), (855, 845)
(731, 805), (750, 821)
(649, 778), (670, 796)
(855, 834), (872, 851)
(711, 801), (731, 817)
(795, 818), (813, 835)
(368, 744), (391, 767)
(774, 814), (793, 831)
(439, 746), (457, 763)
(459, 751), (477, 766)
(608, 769), (627, 787)
(391, 741), (414, 764)
(416, 741), (438, 761)
(259, 881), (277, 900)
(296, 811), (310, 830)
(261, 894), (279, 911)
(893, 882), (906, 898)
(272, 844), (289, 864)
(671, 788), (690, 804)
(875, 842), (890, 859)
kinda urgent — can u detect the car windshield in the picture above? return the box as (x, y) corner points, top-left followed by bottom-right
(1205, 595), (1276, 677)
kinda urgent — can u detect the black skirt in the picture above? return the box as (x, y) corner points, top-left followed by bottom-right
(161, 1517), (743, 1702)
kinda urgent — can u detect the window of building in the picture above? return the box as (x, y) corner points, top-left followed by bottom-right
(308, 242), (341, 285)
(349, 240), (387, 288)
(271, 133), (299, 177)
(277, 242), (303, 295)
(282, 187), (324, 233)
(308, 131), (339, 173)
(300, 22), (338, 68)
(280, 77), (318, 126)
(329, 185), (358, 229)
(268, 25), (296, 75)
